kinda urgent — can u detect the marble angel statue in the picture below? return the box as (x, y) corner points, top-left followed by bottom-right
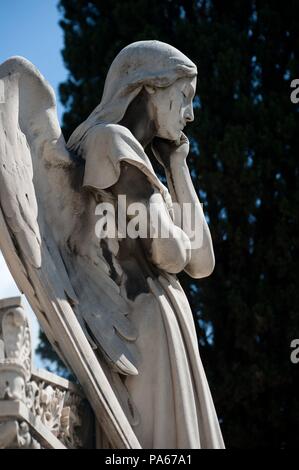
(0, 40), (224, 449)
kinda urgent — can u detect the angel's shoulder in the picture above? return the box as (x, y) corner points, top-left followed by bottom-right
(88, 123), (128, 139)
(83, 124), (134, 161)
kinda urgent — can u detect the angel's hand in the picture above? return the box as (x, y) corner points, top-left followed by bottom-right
(151, 132), (190, 169)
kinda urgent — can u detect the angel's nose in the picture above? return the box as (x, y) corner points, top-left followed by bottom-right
(184, 104), (194, 123)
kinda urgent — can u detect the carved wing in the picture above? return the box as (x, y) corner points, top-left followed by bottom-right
(0, 57), (140, 448)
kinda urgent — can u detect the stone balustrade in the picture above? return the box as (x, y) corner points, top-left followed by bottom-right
(0, 297), (94, 449)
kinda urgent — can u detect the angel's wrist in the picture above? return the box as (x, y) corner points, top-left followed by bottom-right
(169, 154), (188, 172)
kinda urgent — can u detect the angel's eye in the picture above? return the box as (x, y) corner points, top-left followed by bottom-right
(182, 91), (187, 99)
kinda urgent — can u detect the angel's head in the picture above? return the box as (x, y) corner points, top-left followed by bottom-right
(68, 41), (197, 149)
(139, 74), (196, 142)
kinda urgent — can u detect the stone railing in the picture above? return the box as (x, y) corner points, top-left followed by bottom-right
(0, 297), (94, 449)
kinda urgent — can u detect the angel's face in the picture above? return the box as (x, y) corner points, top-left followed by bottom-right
(147, 76), (197, 141)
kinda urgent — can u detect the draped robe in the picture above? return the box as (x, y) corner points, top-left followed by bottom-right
(74, 123), (225, 449)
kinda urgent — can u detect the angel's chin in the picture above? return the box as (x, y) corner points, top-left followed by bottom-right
(156, 126), (181, 142)
(171, 130), (183, 146)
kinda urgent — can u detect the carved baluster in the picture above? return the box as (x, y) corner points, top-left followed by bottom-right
(0, 297), (37, 448)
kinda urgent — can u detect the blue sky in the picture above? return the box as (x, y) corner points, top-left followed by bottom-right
(0, 1), (67, 366)
(0, 0), (66, 120)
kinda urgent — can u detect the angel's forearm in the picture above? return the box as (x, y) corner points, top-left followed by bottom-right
(165, 157), (205, 231)
(165, 158), (215, 278)
(112, 162), (191, 274)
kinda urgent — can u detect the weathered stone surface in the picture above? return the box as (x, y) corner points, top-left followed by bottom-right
(0, 41), (224, 449)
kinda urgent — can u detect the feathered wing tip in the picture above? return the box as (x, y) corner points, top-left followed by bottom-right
(0, 56), (72, 166)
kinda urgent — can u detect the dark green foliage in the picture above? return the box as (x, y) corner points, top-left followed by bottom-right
(38, 0), (299, 448)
